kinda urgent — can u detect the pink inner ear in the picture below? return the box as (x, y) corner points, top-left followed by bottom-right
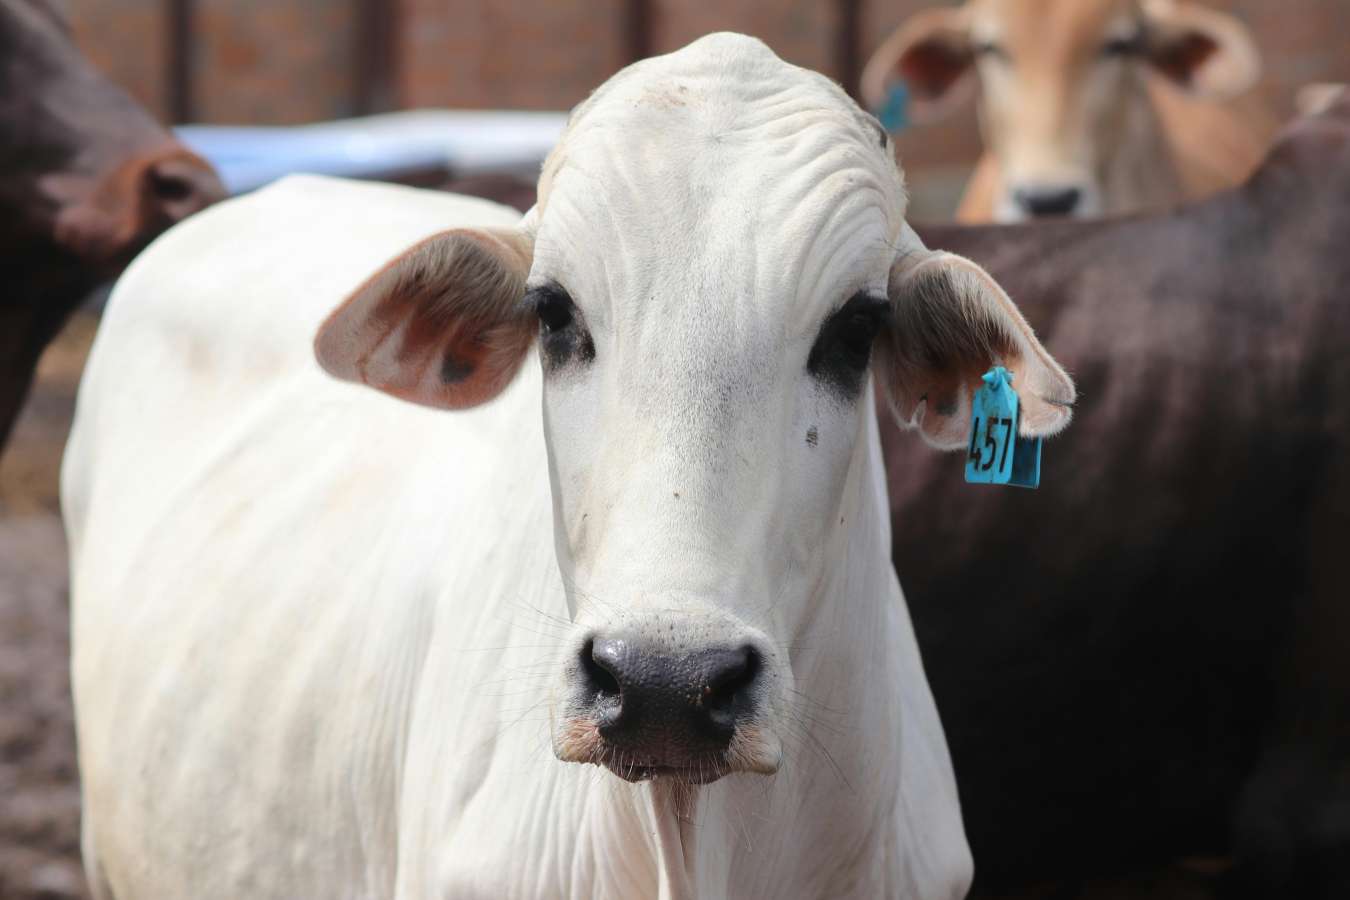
(1152, 32), (1218, 86)
(879, 253), (1075, 449)
(900, 39), (971, 100)
(314, 228), (535, 411)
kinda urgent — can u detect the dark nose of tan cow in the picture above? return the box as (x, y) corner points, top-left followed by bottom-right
(1014, 185), (1082, 218)
(579, 637), (760, 766)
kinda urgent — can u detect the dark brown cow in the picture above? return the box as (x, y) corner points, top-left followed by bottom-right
(1, 0), (223, 451)
(893, 92), (1350, 899)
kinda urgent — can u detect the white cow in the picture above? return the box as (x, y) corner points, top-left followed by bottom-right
(64, 34), (1074, 900)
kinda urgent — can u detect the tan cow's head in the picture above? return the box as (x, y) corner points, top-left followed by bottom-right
(862, 0), (1261, 220)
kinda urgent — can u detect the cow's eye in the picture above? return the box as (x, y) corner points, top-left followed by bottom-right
(973, 40), (1008, 61)
(534, 288), (575, 334)
(525, 284), (594, 370)
(1101, 35), (1141, 57)
(837, 312), (879, 360)
(808, 294), (891, 399)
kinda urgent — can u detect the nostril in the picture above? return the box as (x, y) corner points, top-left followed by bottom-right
(703, 645), (760, 725)
(580, 638), (621, 700)
(144, 156), (227, 215)
(149, 169), (194, 203)
(1015, 186), (1082, 218)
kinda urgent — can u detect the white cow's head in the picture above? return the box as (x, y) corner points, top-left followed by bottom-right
(316, 34), (1073, 785)
(862, 0), (1261, 220)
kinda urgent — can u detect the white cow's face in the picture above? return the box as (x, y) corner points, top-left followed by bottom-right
(315, 33), (1075, 786)
(528, 45), (907, 781)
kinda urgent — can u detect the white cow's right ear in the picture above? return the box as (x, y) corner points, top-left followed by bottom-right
(314, 227), (535, 410)
(876, 229), (1075, 449)
(860, 7), (976, 125)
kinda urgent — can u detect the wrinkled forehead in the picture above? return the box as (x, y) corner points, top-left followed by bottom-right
(970, 0), (1143, 56)
(532, 36), (906, 321)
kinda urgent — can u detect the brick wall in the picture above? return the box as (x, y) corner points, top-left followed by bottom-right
(72, 0), (169, 121)
(398, 0), (628, 111)
(70, 0), (1350, 173)
(192, 0), (358, 122)
(1236, 0), (1350, 103)
(649, 0), (841, 75)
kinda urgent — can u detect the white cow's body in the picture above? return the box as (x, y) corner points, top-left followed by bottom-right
(64, 176), (967, 899)
(67, 34), (1077, 900)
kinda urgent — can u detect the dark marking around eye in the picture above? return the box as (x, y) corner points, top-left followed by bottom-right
(524, 283), (595, 372)
(806, 426), (819, 447)
(936, 398), (957, 416)
(543, 328), (595, 371)
(807, 292), (892, 400)
(441, 352), (473, 384)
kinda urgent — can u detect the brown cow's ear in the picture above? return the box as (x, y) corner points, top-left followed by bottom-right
(314, 228), (535, 410)
(1142, 0), (1261, 98)
(876, 247), (1075, 450)
(860, 7), (976, 125)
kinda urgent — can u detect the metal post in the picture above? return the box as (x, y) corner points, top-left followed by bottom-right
(624, 0), (651, 64)
(166, 0), (195, 123)
(835, 0), (862, 101)
(355, 0), (398, 115)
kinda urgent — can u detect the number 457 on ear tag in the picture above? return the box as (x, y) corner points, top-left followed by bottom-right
(965, 367), (1043, 489)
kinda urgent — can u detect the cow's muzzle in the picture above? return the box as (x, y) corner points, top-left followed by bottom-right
(554, 636), (779, 783)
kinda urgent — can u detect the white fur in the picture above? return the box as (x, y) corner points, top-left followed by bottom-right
(64, 35), (995, 900)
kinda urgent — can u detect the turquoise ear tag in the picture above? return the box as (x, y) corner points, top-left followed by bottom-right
(876, 82), (911, 133)
(964, 367), (1043, 489)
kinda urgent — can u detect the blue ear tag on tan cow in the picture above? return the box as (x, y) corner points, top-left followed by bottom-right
(964, 367), (1042, 489)
(876, 82), (911, 132)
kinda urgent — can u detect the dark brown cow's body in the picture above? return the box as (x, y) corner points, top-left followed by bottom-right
(1, 0), (223, 452)
(897, 96), (1350, 899)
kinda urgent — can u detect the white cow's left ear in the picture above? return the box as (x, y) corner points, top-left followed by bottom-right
(876, 235), (1075, 450)
(315, 227), (535, 410)
(1141, 0), (1261, 98)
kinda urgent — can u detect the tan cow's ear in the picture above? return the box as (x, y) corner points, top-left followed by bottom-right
(314, 228), (535, 410)
(861, 7), (976, 125)
(1142, 0), (1261, 98)
(876, 246), (1074, 450)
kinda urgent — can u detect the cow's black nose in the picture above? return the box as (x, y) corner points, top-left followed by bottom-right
(1014, 186), (1082, 218)
(579, 637), (759, 757)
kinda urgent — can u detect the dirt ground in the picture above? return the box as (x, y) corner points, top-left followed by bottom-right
(0, 313), (1223, 900)
(0, 313), (96, 899)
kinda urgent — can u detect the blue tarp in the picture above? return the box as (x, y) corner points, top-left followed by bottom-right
(176, 109), (568, 195)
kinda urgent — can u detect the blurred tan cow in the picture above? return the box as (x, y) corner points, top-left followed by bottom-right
(862, 0), (1278, 221)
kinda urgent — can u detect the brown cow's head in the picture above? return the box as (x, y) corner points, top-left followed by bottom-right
(0, 0), (223, 266)
(862, 0), (1260, 220)
(0, 0), (224, 449)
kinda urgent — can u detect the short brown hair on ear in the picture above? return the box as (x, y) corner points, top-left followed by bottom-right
(860, 6), (976, 126)
(314, 227), (535, 410)
(877, 250), (1074, 450)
